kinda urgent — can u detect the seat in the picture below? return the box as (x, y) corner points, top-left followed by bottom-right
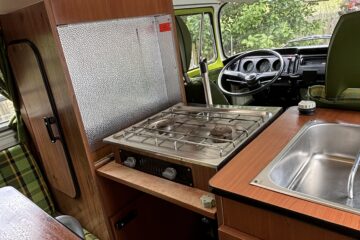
(308, 11), (360, 110)
(0, 143), (98, 240)
(175, 16), (229, 105)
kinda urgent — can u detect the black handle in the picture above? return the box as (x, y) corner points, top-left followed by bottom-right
(43, 116), (60, 143)
(199, 57), (208, 75)
(115, 210), (137, 230)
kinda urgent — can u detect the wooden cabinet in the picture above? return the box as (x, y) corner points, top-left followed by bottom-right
(217, 197), (356, 240)
(1, 3), (109, 238)
(210, 108), (360, 240)
(219, 226), (260, 240)
(7, 15), (77, 199)
(0, 0), (183, 239)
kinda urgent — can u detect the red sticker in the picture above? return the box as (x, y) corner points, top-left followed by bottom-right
(159, 22), (171, 32)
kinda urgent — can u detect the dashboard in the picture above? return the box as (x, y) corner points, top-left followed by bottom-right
(222, 46), (328, 107)
(230, 56), (293, 74)
(226, 46), (328, 85)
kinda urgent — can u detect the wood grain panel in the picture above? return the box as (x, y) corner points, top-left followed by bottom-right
(216, 195), (224, 226)
(108, 193), (209, 240)
(2, 1), (189, 238)
(19, 95), (36, 148)
(45, 0), (173, 25)
(210, 107), (360, 231)
(8, 44), (76, 198)
(0, 0), (42, 14)
(192, 164), (217, 191)
(0, 3), (109, 239)
(95, 165), (141, 240)
(95, 155), (215, 240)
(97, 161), (217, 219)
(109, 198), (146, 240)
(221, 197), (355, 240)
(95, 155), (217, 239)
(219, 225), (261, 240)
(0, 187), (79, 240)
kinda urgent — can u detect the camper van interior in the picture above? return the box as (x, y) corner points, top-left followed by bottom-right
(0, 0), (360, 239)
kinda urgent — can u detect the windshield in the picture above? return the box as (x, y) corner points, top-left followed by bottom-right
(220, 0), (360, 56)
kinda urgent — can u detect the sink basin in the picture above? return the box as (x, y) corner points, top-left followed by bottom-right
(252, 121), (360, 214)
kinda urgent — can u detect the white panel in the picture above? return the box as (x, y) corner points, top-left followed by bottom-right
(156, 15), (182, 102)
(58, 15), (181, 148)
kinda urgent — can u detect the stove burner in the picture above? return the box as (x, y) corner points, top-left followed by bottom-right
(105, 104), (282, 171)
(152, 119), (175, 135)
(210, 126), (233, 142)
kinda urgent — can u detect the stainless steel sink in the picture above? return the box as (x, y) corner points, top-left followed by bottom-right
(252, 121), (360, 214)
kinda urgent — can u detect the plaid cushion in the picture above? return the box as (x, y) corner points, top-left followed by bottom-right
(0, 144), (55, 215)
(84, 228), (99, 240)
(0, 171), (6, 188)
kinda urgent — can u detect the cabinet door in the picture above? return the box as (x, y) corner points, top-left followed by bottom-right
(8, 43), (77, 198)
(221, 198), (355, 240)
(219, 226), (260, 240)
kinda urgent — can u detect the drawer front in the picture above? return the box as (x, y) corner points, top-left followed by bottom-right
(221, 197), (355, 240)
(219, 225), (260, 240)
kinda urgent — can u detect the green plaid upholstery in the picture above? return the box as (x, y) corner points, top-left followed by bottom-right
(0, 144), (55, 215)
(0, 144), (100, 239)
(0, 171), (6, 188)
(84, 229), (99, 240)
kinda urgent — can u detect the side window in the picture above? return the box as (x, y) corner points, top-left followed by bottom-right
(0, 72), (15, 128)
(179, 13), (216, 70)
(0, 94), (14, 127)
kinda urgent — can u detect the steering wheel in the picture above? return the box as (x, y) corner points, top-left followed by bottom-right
(217, 49), (285, 97)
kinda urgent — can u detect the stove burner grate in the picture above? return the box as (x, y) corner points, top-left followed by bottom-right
(106, 105), (282, 165)
(117, 109), (265, 157)
(210, 126), (233, 142)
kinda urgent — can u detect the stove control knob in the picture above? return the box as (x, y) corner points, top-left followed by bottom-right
(123, 157), (136, 168)
(162, 167), (177, 180)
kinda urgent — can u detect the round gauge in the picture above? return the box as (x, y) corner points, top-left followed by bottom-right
(272, 59), (281, 71)
(243, 61), (254, 73)
(256, 59), (271, 73)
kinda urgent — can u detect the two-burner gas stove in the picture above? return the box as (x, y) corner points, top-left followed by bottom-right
(104, 104), (282, 191)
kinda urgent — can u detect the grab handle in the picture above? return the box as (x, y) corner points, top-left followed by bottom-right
(43, 116), (60, 143)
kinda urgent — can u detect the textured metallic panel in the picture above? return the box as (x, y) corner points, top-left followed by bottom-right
(156, 15), (182, 102)
(57, 15), (181, 149)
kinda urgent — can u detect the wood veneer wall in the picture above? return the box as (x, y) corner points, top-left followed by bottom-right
(1, 0), (185, 239)
(46, 0), (174, 25)
(1, 0), (187, 239)
(0, 3), (109, 239)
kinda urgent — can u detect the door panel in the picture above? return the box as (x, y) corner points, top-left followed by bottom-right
(8, 44), (77, 198)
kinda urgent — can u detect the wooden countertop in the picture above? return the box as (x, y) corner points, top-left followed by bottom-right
(210, 107), (360, 231)
(0, 186), (80, 240)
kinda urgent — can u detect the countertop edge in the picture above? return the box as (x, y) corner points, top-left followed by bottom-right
(209, 106), (360, 233)
(210, 186), (360, 238)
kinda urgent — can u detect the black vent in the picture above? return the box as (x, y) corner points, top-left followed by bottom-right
(120, 150), (193, 187)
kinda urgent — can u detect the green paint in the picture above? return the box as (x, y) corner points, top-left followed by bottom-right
(175, 7), (223, 78)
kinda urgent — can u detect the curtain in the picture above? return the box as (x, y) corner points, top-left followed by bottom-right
(0, 29), (26, 143)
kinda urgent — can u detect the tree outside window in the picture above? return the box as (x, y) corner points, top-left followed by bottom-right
(220, 0), (345, 56)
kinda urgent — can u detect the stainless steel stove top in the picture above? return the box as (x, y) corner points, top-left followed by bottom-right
(104, 104), (282, 168)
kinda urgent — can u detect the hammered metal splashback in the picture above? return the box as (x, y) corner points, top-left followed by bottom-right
(57, 15), (181, 149)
